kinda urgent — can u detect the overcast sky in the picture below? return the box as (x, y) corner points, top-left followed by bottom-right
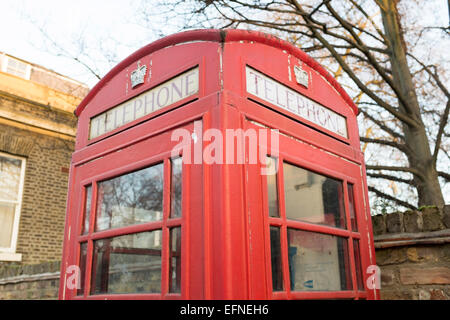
(0, 0), (164, 87)
(1, 0), (448, 89)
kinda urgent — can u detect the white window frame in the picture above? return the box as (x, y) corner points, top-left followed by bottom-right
(1, 55), (31, 80)
(0, 152), (26, 262)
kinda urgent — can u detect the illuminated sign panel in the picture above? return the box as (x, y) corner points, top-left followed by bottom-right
(246, 66), (348, 138)
(89, 67), (199, 139)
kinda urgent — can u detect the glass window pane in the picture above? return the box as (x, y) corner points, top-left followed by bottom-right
(95, 163), (164, 231)
(266, 157), (279, 217)
(348, 184), (358, 231)
(91, 230), (162, 295)
(169, 227), (181, 293)
(0, 154), (22, 201)
(171, 158), (182, 218)
(82, 186), (92, 235)
(287, 229), (352, 291)
(283, 162), (346, 228)
(0, 202), (16, 248)
(353, 240), (364, 291)
(270, 226), (283, 291)
(77, 242), (87, 296)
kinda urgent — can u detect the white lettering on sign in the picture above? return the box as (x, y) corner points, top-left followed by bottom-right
(89, 67), (199, 139)
(246, 66), (348, 138)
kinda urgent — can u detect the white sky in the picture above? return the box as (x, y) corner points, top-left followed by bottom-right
(1, 0), (448, 89)
(0, 0), (162, 87)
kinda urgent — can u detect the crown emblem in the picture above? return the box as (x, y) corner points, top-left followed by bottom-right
(294, 64), (309, 88)
(130, 61), (147, 88)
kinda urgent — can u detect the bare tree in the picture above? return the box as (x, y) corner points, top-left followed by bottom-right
(26, 0), (448, 211)
(143, 0), (449, 211)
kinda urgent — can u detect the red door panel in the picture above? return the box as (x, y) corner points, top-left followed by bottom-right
(244, 119), (375, 300)
(60, 121), (203, 300)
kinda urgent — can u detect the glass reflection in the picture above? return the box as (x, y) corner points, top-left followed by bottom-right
(95, 163), (164, 231)
(270, 226), (283, 291)
(82, 186), (92, 235)
(0, 202), (15, 248)
(77, 242), (87, 296)
(0, 155), (22, 201)
(353, 240), (364, 290)
(0, 154), (22, 248)
(283, 162), (346, 228)
(169, 227), (181, 293)
(171, 158), (182, 218)
(91, 231), (162, 294)
(348, 184), (358, 231)
(287, 229), (352, 291)
(266, 157), (279, 217)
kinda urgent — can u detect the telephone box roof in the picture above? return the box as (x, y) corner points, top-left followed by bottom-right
(74, 29), (358, 117)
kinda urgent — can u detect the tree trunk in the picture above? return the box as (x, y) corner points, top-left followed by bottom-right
(380, 0), (445, 207)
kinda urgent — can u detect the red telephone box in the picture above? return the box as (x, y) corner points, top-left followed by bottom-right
(59, 29), (378, 300)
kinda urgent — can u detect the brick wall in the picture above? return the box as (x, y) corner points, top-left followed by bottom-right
(0, 123), (74, 264)
(373, 206), (450, 300)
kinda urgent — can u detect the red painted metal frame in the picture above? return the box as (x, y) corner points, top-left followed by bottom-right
(247, 120), (369, 300)
(66, 121), (202, 300)
(60, 29), (378, 300)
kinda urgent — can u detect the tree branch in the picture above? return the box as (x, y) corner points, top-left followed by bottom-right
(324, 2), (416, 115)
(368, 186), (417, 210)
(366, 172), (414, 185)
(360, 137), (411, 156)
(438, 170), (450, 182)
(348, 0), (388, 43)
(408, 53), (450, 98)
(34, 23), (102, 80)
(433, 100), (450, 163)
(287, 0), (419, 128)
(366, 165), (425, 179)
(359, 108), (404, 140)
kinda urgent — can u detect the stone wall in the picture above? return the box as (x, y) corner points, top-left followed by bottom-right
(0, 261), (60, 300)
(372, 205), (450, 300)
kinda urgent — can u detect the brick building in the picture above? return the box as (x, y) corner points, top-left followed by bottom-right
(0, 52), (88, 265)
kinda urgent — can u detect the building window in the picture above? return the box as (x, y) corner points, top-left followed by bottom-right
(0, 152), (26, 261)
(2, 56), (31, 80)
